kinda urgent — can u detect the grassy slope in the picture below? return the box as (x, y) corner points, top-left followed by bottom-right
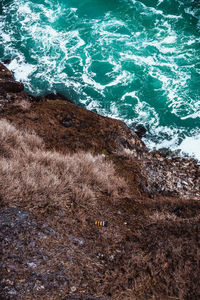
(0, 100), (199, 299)
(0, 63), (200, 300)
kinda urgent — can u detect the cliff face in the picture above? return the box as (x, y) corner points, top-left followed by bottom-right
(0, 62), (200, 300)
(0, 63), (199, 201)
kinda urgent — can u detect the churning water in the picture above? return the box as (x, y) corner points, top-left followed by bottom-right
(0, 0), (200, 158)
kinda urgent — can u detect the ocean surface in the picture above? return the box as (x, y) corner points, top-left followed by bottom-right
(0, 0), (200, 158)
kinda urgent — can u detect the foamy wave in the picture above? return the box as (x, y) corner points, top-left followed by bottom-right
(143, 126), (200, 161)
(179, 135), (200, 160)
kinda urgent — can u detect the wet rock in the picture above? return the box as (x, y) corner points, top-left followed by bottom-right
(159, 147), (181, 158)
(0, 78), (24, 93)
(142, 153), (200, 200)
(3, 59), (12, 65)
(45, 92), (72, 102)
(0, 63), (13, 78)
(135, 124), (146, 138)
(131, 123), (146, 138)
(0, 88), (147, 156)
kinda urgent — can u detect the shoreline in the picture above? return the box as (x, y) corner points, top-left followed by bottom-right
(2, 60), (200, 162)
(0, 61), (199, 200)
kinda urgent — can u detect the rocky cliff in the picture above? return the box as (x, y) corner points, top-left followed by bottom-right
(0, 62), (199, 300)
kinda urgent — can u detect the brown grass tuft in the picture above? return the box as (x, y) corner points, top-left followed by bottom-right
(0, 119), (128, 211)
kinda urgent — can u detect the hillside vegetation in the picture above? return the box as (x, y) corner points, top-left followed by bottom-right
(0, 119), (200, 300)
(0, 62), (200, 299)
(0, 119), (128, 212)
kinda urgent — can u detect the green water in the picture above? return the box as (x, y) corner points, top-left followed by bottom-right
(0, 0), (200, 157)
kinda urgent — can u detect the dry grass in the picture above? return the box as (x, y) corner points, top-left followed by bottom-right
(0, 119), (128, 212)
(0, 119), (200, 299)
(12, 99), (32, 111)
(109, 193), (200, 300)
(108, 211), (200, 300)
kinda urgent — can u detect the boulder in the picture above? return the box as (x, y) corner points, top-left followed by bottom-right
(0, 78), (24, 93)
(0, 62), (13, 78)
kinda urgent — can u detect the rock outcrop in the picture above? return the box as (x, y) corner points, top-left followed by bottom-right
(0, 63), (32, 107)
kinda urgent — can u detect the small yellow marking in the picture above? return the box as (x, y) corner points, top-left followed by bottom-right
(94, 221), (108, 227)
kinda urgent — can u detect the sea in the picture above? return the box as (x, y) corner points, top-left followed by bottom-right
(0, 0), (200, 159)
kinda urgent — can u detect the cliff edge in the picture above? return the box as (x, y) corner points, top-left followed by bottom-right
(0, 63), (199, 300)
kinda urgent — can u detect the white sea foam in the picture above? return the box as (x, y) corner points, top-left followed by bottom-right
(121, 91), (140, 102)
(185, 7), (199, 19)
(162, 36), (176, 44)
(7, 57), (36, 92)
(143, 124), (200, 161)
(181, 111), (200, 120)
(1, 33), (11, 42)
(9, 60), (36, 82)
(18, 3), (31, 14)
(179, 135), (200, 160)
(105, 71), (131, 88)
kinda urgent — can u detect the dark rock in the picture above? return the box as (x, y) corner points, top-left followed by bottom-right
(3, 59), (12, 65)
(0, 78), (24, 93)
(159, 147), (181, 158)
(134, 124), (146, 138)
(159, 148), (171, 158)
(173, 206), (181, 217)
(0, 63), (13, 79)
(45, 93), (73, 103)
(61, 117), (73, 128)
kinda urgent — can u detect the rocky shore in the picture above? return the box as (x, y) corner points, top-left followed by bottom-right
(0, 62), (199, 300)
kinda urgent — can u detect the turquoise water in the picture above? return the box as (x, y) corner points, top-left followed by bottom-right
(0, 0), (200, 157)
